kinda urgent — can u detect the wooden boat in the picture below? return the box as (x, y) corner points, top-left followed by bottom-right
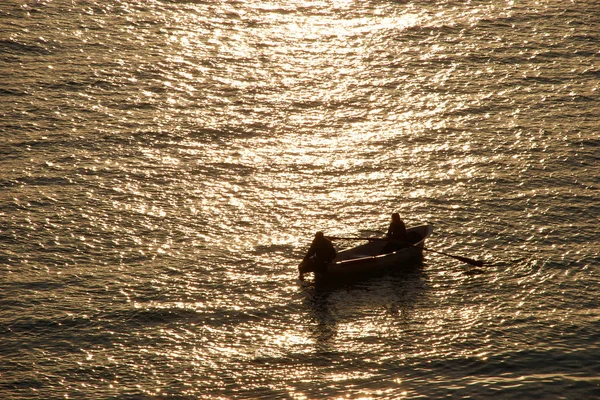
(299, 224), (434, 282)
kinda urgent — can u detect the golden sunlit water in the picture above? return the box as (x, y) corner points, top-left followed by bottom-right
(1, 0), (599, 398)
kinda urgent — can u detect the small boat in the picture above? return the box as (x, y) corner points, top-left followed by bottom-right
(299, 224), (434, 282)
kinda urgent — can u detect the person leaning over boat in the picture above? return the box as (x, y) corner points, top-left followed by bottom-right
(383, 213), (408, 253)
(299, 231), (337, 279)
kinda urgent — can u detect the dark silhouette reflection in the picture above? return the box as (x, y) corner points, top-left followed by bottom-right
(299, 264), (428, 353)
(302, 284), (338, 355)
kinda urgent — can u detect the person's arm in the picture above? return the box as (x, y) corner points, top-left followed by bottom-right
(303, 242), (316, 261)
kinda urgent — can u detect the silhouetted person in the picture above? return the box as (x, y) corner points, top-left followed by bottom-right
(386, 213), (407, 241)
(383, 213), (408, 253)
(299, 231), (337, 279)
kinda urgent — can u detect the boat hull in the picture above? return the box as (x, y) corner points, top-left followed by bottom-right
(312, 224), (433, 282)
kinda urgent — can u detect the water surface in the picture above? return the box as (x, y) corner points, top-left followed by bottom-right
(1, 0), (599, 398)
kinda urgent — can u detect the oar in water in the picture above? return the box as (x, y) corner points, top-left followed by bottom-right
(418, 246), (484, 268)
(326, 236), (484, 268)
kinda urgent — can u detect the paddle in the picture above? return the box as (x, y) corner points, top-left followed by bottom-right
(325, 236), (484, 267)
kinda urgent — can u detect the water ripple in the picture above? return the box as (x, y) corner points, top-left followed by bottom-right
(1, 0), (599, 399)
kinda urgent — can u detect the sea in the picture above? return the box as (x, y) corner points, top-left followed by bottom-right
(1, 0), (598, 398)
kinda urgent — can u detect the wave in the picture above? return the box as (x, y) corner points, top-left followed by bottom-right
(0, 39), (51, 56)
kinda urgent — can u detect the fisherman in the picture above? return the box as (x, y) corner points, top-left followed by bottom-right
(386, 212), (407, 241)
(383, 212), (408, 253)
(299, 231), (337, 279)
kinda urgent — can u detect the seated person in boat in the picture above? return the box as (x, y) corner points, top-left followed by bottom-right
(383, 213), (408, 253)
(299, 231), (337, 278)
(386, 213), (407, 241)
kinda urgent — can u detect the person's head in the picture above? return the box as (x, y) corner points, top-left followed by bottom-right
(315, 231), (325, 240)
(391, 213), (401, 223)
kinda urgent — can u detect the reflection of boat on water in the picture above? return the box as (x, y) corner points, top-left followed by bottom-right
(301, 261), (429, 352)
(300, 224), (434, 283)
